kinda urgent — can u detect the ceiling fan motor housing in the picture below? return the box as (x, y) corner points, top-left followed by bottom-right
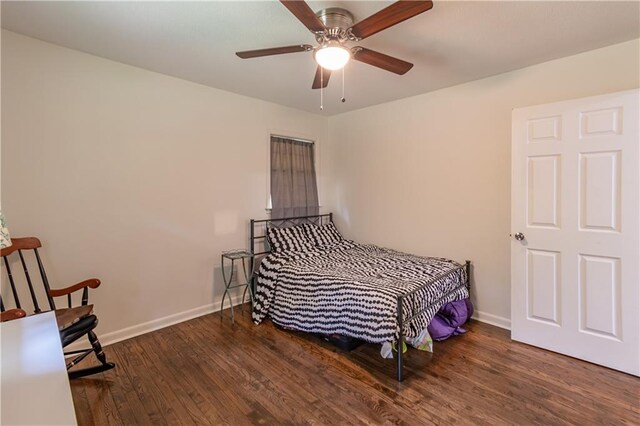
(316, 8), (354, 29)
(315, 8), (357, 43)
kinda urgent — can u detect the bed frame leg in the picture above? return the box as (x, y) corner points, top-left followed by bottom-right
(465, 260), (471, 290)
(250, 219), (256, 295)
(397, 296), (404, 382)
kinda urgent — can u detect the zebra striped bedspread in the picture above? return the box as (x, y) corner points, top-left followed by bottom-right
(252, 240), (469, 344)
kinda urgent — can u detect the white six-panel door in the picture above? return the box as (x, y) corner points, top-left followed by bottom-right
(511, 89), (639, 376)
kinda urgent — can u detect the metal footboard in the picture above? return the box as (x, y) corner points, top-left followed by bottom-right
(396, 260), (471, 382)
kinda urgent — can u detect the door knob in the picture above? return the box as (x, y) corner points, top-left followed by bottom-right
(514, 232), (525, 241)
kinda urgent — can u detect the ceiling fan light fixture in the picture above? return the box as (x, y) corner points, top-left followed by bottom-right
(314, 44), (350, 71)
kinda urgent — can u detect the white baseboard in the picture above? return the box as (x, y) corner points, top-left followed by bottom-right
(66, 294), (245, 352)
(472, 310), (511, 330)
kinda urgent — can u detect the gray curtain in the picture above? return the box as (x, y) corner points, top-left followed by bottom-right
(271, 136), (319, 219)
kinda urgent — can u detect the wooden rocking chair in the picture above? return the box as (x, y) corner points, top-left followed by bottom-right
(1, 237), (115, 379)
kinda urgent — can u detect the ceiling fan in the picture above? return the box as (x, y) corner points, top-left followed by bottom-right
(236, 0), (434, 90)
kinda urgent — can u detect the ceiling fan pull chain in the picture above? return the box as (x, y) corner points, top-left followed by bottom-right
(320, 70), (324, 110)
(341, 67), (346, 103)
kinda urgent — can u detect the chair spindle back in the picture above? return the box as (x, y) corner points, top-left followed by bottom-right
(1, 237), (56, 314)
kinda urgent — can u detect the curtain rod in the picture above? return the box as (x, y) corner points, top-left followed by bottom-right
(271, 134), (315, 144)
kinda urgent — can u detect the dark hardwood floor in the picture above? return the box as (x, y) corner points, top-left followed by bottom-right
(71, 305), (640, 425)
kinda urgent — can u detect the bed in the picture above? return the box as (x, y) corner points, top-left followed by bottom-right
(249, 213), (470, 381)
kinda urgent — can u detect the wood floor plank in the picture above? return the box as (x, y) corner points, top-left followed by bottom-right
(155, 322), (240, 424)
(76, 376), (124, 426)
(130, 332), (206, 425)
(147, 329), (229, 425)
(186, 315), (348, 424)
(112, 340), (169, 425)
(71, 379), (94, 425)
(69, 307), (640, 425)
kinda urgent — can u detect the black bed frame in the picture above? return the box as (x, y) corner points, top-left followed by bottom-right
(249, 213), (471, 382)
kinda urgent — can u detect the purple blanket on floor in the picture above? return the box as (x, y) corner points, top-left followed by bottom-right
(427, 298), (473, 341)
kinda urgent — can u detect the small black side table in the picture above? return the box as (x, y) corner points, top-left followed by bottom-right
(220, 249), (254, 323)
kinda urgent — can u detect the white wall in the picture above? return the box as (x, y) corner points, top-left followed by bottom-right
(325, 39), (640, 328)
(3, 28), (639, 340)
(1, 30), (328, 341)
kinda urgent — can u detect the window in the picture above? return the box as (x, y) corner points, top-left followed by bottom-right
(270, 135), (319, 218)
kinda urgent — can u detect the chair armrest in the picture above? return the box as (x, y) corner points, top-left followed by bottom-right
(1, 309), (27, 322)
(48, 279), (101, 298)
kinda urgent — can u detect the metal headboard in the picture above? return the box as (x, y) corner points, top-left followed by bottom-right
(249, 213), (333, 257)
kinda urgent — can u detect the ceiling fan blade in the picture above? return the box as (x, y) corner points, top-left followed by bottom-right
(349, 1), (433, 40)
(312, 66), (331, 89)
(352, 47), (413, 75)
(236, 44), (312, 59)
(280, 0), (326, 33)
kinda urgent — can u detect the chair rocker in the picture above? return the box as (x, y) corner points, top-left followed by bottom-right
(1, 237), (115, 379)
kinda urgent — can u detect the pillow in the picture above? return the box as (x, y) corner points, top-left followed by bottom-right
(306, 222), (343, 247)
(267, 225), (314, 254)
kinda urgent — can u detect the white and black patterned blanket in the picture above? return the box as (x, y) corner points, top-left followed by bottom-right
(252, 241), (469, 344)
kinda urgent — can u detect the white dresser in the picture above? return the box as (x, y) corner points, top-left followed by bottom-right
(1, 311), (78, 425)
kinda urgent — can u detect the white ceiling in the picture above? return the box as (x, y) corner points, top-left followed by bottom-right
(2, 1), (639, 116)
